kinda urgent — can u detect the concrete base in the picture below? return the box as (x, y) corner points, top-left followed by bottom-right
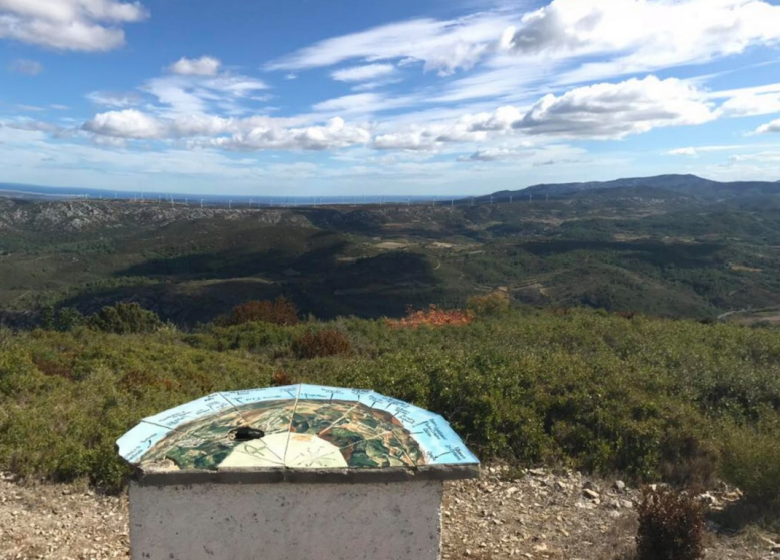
(129, 480), (443, 560)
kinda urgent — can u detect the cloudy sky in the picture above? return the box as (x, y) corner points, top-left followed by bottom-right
(2, 0), (780, 196)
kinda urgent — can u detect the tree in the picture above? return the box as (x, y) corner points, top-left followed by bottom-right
(86, 303), (163, 334)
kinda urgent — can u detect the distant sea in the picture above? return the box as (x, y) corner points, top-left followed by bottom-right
(0, 182), (469, 207)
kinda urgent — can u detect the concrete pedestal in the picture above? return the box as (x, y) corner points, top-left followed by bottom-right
(130, 478), (444, 560)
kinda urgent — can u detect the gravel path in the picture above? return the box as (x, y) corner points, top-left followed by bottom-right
(1, 469), (776, 560)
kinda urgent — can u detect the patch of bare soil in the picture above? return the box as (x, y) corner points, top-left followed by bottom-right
(1, 468), (777, 560)
(442, 467), (776, 560)
(0, 473), (128, 559)
(374, 241), (411, 250)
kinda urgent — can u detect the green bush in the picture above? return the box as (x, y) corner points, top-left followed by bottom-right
(40, 306), (86, 331)
(466, 291), (511, 317)
(0, 308), (779, 495)
(86, 303), (163, 334)
(636, 486), (705, 560)
(720, 419), (780, 502)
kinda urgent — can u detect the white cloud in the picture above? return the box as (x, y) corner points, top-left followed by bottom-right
(83, 109), (164, 139)
(458, 147), (530, 162)
(142, 73), (268, 117)
(87, 90), (143, 108)
(15, 105), (45, 112)
(729, 151), (780, 163)
(0, 0), (148, 51)
(457, 143), (588, 166)
(311, 92), (419, 117)
(756, 118), (780, 134)
(168, 56), (221, 77)
(8, 58), (42, 75)
(374, 76), (715, 151)
(262, 0), (780, 109)
(371, 106), (524, 151)
(513, 76), (715, 139)
(373, 131), (440, 151)
(666, 145), (746, 157)
(81, 109), (371, 152)
(667, 147), (699, 157)
(5, 118), (75, 138)
(266, 13), (512, 76)
(509, 0), (780, 85)
(196, 117), (371, 152)
(332, 63), (396, 83)
(716, 92), (780, 118)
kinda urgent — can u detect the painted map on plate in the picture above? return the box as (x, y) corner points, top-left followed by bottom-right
(117, 384), (479, 470)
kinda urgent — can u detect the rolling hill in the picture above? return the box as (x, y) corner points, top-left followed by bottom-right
(2, 174), (780, 327)
(484, 174), (780, 202)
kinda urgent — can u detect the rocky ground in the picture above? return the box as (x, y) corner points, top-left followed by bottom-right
(1, 468), (777, 560)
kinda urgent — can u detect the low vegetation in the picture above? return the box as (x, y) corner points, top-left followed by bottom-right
(291, 329), (352, 359)
(215, 297), (299, 327)
(636, 487), (705, 560)
(386, 304), (474, 328)
(1, 302), (779, 505)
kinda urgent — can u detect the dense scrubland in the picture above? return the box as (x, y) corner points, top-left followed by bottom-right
(1, 299), (778, 514)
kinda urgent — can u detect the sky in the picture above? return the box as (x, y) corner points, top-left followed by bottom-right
(1, 0), (780, 196)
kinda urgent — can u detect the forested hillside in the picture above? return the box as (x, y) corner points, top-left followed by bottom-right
(2, 183), (780, 327)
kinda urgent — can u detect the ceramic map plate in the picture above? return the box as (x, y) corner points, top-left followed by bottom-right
(117, 384), (479, 471)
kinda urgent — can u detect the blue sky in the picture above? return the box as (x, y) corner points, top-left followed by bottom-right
(1, 0), (780, 196)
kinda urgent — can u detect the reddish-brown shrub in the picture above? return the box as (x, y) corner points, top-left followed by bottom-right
(271, 369), (294, 386)
(292, 330), (351, 359)
(216, 296), (299, 327)
(386, 304), (474, 329)
(32, 355), (75, 380)
(636, 486), (705, 560)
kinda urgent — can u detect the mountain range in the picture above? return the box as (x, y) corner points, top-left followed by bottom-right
(486, 174), (780, 201)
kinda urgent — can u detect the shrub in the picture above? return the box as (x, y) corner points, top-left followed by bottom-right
(40, 306), (86, 332)
(292, 330), (351, 359)
(386, 304), (474, 328)
(216, 297), (299, 327)
(272, 369), (294, 386)
(636, 486), (705, 560)
(32, 355), (75, 380)
(467, 291), (511, 317)
(86, 303), (163, 334)
(720, 420), (780, 502)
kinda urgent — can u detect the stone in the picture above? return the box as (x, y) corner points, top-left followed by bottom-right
(613, 480), (626, 492)
(583, 489), (600, 501)
(699, 492), (720, 507)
